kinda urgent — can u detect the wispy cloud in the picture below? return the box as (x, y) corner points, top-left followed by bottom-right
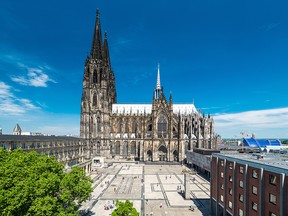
(260, 22), (280, 32)
(11, 63), (56, 87)
(214, 108), (288, 138)
(0, 81), (39, 116)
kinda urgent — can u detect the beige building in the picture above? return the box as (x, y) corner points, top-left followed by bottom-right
(0, 131), (91, 173)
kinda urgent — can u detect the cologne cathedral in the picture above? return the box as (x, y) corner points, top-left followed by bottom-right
(80, 10), (216, 162)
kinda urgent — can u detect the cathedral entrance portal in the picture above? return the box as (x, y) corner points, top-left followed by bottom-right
(158, 145), (167, 161)
(147, 150), (152, 161)
(173, 150), (178, 161)
(123, 142), (128, 159)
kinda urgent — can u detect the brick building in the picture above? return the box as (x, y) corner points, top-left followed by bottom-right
(211, 153), (288, 216)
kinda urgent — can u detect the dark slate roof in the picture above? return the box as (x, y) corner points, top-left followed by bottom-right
(243, 138), (281, 148)
(0, 134), (82, 142)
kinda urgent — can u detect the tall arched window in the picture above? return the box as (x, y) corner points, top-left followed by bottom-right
(118, 119), (122, 133)
(158, 115), (167, 132)
(132, 120), (137, 133)
(125, 120), (129, 133)
(93, 94), (97, 106)
(97, 117), (101, 132)
(93, 69), (97, 83)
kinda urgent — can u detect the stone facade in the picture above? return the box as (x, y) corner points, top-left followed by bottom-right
(80, 10), (217, 163)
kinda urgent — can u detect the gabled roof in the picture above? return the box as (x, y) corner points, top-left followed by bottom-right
(243, 138), (281, 148)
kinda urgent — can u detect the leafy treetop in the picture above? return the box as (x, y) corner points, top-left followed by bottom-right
(0, 148), (93, 216)
(111, 200), (140, 216)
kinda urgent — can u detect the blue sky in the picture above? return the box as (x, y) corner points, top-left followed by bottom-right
(1, 0), (288, 138)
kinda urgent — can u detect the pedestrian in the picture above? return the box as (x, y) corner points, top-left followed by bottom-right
(160, 203), (163, 208)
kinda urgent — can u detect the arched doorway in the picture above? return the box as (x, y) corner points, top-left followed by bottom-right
(131, 141), (136, 155)
(115, 142), (120, 155)
(147, 150), (152, 161)
(173, 150), (178, 161)
(158, 145), (167, 161)
(123, 142), (128, 158)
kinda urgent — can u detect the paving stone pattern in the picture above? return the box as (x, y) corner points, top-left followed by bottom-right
(80, 163), (211, 216)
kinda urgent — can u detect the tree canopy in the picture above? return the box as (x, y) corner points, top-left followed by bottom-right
(0, 148), (92, 216)
(112, 200), (139, 216)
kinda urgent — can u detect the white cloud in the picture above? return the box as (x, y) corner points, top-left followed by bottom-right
(214, 108), (288, 138)
(11, 63), (56, 87)
(0, 81), (39, 116)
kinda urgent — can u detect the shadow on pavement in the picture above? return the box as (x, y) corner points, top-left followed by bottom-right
(79, 209), (95, 216)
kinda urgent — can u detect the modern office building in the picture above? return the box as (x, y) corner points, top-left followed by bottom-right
(80, 10), (217, 162)
(211, 152), (288, 216)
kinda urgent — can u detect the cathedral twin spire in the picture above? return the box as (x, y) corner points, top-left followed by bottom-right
(90, 9), (110, 68)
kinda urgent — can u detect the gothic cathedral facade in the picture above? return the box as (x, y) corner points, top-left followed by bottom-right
(80, 11), (216, 163)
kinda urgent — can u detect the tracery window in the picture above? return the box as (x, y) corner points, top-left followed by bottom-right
(157, 115), (167, 132)
(93, 94), (97, 106)
(125, 120), (129, 133)
(97, 117), (101, 132)
(93, 69), (97, 83)
(132, 120), (137, 133)
(118, 119), (122, 133)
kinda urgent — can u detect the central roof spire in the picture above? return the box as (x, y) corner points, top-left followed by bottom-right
(156, 64), (161, 90)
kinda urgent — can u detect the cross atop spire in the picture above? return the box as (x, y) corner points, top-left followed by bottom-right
(156, 64), (161, 90)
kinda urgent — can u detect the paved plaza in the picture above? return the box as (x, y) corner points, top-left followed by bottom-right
(80, 163), (211, 216)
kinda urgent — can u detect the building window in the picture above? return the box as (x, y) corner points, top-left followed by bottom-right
(229, 175), (232, 182)
(229, 188), (232, 195)
(239, 166), (244, 174)
(157, 115), (167, 133)
(269, 175), (277, 185)
(252, 202), (258, 211)
(220, 160), (224, 166)
(220, 184), (224, 190)
(269, 212), (277, 216)
(220, 172), (224, 178)
(269, 193), (276, 205)
(252, 186), (257, 195)
(125, 121), (129, 133)
(118, 119), (122, 133)
(228, 201), (232, 209)
(229, 163), (233, 169)
(132, 120), (137, 133)
(239, 194), (243, 202)
(220, 195), (223, 202)
(22, 143), (26, 149)
(239, 180), (243, 188)
(239, 209), (244, 216)
(252, 170), (258, 179)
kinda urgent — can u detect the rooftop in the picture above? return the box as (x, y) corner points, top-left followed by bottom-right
(112, 104), (197, 115)
(213, 152), (288, 175)
(0, 134), (82, 142)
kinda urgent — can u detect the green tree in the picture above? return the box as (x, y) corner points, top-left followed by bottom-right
(0, 148), (92, 216)
(112, 200), (140, 216)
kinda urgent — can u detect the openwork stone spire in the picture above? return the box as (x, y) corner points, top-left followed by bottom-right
(156, 64), (161, 90)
